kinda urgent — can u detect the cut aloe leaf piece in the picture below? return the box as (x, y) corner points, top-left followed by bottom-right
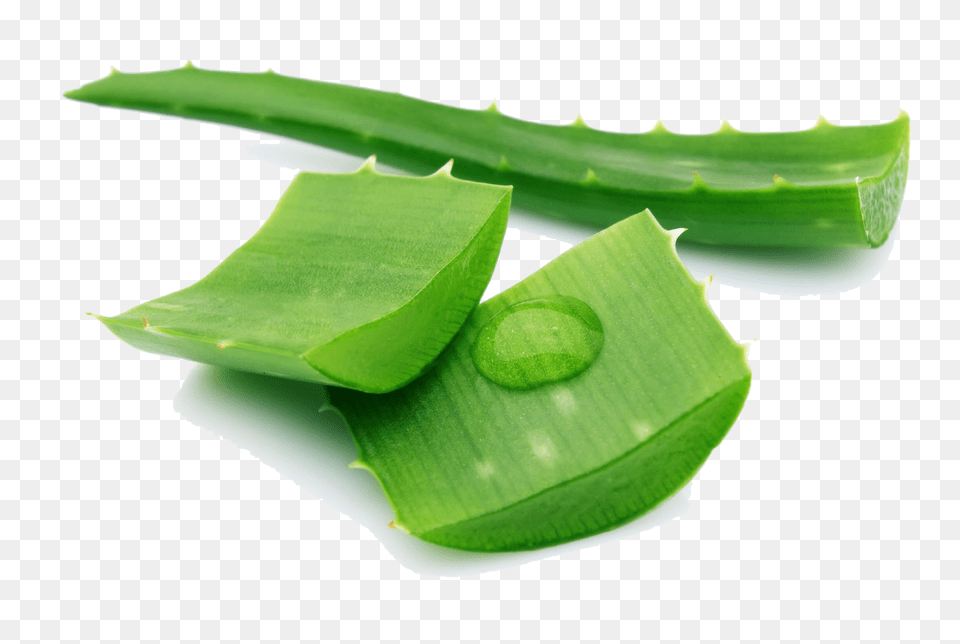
(332, 211), (752, 552)
(93, 160), (511, 394)
(66, 65), (909, 247)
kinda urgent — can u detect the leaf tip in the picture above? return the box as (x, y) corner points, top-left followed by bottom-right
(387, 519), (410, 533)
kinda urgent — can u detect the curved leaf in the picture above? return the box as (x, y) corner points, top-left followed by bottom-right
(95, 161), (512, 394)
(66, 65), (909, 247)
(333, 211), (752, 551)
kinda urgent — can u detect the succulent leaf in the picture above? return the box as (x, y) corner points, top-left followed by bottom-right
(333, 211), (752, 551)
(94, 162), (512, 394)
(65, 66), (910, 247)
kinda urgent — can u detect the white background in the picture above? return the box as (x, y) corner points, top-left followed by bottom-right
(10, 1), (956, 641)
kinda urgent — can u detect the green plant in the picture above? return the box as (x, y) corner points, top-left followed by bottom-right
(93, 160), (511, 394)
(333, 211), (752, 551)
(66, 64), (909, 247)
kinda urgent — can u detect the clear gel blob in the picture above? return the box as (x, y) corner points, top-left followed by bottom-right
(470, 295), (604, 390)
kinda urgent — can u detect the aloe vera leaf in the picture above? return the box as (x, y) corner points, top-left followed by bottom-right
(332, 211), (752, 552)
(94, 161), (511, 394)
(65, 65), (909, 248)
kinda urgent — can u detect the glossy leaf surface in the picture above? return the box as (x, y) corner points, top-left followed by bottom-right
(333, 211), (752, 551)
(95, 162), (512, 393)
(66, 65), (909, 247)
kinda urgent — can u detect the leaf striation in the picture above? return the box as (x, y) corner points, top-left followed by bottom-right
(94, 160), (512, 394)
(66, 64), (909, 247)
(333, 212), (752, 551)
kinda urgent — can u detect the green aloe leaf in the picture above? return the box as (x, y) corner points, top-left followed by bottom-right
(332, 211), (752, 552)
(93, 160), (511, 394)
(66, 65), (909, 248)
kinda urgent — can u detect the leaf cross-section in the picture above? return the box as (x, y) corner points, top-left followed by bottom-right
(94, 162), (512, 394)
(333, 211), (752, 551)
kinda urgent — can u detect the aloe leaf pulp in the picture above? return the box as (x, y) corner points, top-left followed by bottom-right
(94, 161), (512, 394)
(66, 65), (909, 247)
(333, 211), (752, 552)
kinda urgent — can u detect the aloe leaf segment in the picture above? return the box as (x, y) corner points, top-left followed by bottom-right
(95, 161), (512, 394)
(66, 65), (909, 248)
(333, 211), (752, 552)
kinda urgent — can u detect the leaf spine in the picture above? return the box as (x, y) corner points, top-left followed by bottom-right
(815, 114), (835, 129)
(183, 60), (195, 70)
(668, 227), (686, 252)
(717, 119), (738, 134)
(431, 159), (454, 177)
(496, 155), (511, 172)
(485, 99), (500, 113)
(649, 119), (669, 134)
(569, 114), (589, 128)
(582, 168), (599, 185)
(142, 316), (149, 328)
(108, 66), (121, 77)
(690, 171), (708, 191)
(387, 519), (409, 533)
(357, 155), (377, 173)
(772, 174), (794, 189)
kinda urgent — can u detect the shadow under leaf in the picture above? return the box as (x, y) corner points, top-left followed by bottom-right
(174, 364), (692, 576)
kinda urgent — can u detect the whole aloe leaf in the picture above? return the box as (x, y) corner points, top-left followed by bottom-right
(332, 211), (752, 552)
(93, 161), (511, 394)
(66, 65), (909, 248)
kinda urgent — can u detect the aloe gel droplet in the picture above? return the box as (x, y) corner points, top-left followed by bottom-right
(470, 295), (604, 390)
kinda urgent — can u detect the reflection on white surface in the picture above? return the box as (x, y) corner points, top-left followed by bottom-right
(675, 219), (900, 297)
(246, 139), (900, 297)
(174, 365), (691, 577)
(505, 207), (899, 297)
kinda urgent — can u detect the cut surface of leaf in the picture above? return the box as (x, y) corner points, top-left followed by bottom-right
(333, 211), (752, 552)
(67, 65), (908, 247)
(95, 162), (512, 393)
